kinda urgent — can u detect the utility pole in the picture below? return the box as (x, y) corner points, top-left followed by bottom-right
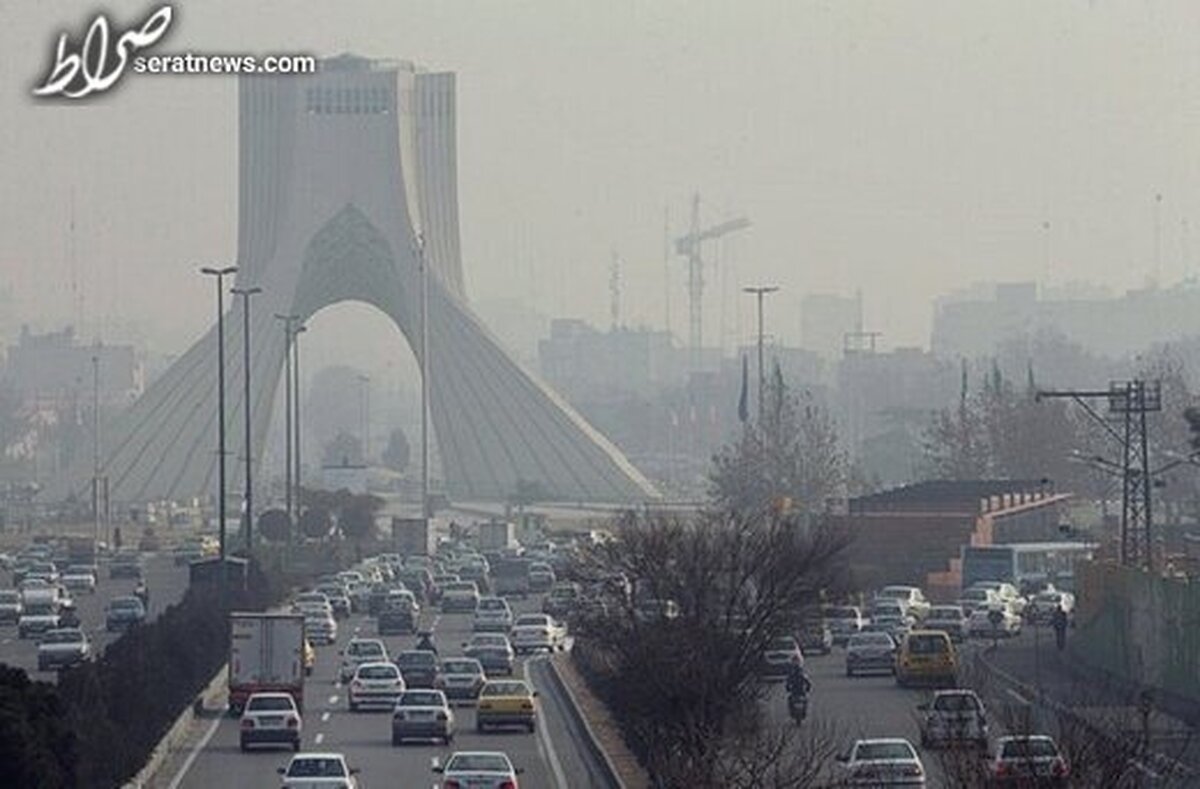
(232, 286), (261, 552)
(293, 323), (306, 513)
(274, 314), (299, 523)
(743, 285), (779, 421)
(201, 265), (238, 603)
(418, 235), (431, 518)
(358, 374), (371, 463)
(91, 353), (100, 548)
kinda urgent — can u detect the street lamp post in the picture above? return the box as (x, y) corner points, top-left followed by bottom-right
(91, 353), (100, 547)
(274, 314), (299, 523)
(293, 324), (306, 513)
(418, 236), (431, 518)
(201, 265), (238, 600)
(743, 285), (780, 422)
(357, 374), (371, 464)
(232, 286), (261, 552)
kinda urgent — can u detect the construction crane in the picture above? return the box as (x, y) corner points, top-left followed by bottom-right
(674, 193), (750, 368)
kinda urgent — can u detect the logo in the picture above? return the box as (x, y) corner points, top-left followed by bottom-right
(33, 5), (173, 99)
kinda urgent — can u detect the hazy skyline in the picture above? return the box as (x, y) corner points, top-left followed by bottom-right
(3, 0), (1200, 369)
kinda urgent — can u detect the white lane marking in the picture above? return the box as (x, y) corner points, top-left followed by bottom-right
(531, 661), (569, 789)
(321, 712), (330, 722)
(1007, 688), (1030, 705)
(314, 732), (325, 745)
(328, 694), (339, 705)
(165, 710), (223, 789)
(2, 638), (10, 645)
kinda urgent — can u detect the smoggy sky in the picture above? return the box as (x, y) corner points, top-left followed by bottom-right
(2, 0), (1200, 361)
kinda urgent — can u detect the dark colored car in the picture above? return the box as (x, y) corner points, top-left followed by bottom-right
(798, 622), (834, 655)
(394, 649), (440, 688)
(367, 583), (393, 616)
(105, 595), (147, 631)
(397, 569), (433, 603)
(378, 607), (416, 635)
(109, 554), (143, 580)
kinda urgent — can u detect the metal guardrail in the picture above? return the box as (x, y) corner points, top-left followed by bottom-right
(537, 656), (625, 789)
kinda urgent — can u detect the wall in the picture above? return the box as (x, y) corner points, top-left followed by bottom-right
(1072, 561), (1200, 710)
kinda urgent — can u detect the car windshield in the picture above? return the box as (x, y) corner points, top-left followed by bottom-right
(906, 634), (949, 655)
(516, 615), (548, 626)
(445, 753), (511, 772)
(825, 607), (857, 619)
(247, 696), (294, 711)
(398, 691), (442, 706)
(66, 566), (92, 575)
(929, 607), (962, 619)
(856, 741), (916, 761)
(111, 598), (142, 611)
(287, 757), (347, 778)
(396, 652), (436, 667)
(933, 693), (980, 712)
(442, 660), (480, 674)
(478, 598), (507, 611)
(0, 592), (19, 603)
(348, 641), (384, 657)
(482, 681), (530, 697)
(550, 586), (578, 599)
(962, 589), (990, 601)
(446, 582), (477, 593)
(850, 634), (894, 648)
(768, 637), (797, 651)
(1035, 593), (1061, 605)
(42, 630), (82, 644)
(877, 588), (912, 600)
(358, 665), (399, 680)
(1001, 739), (1059, 759)
(471, 635), (507, 647)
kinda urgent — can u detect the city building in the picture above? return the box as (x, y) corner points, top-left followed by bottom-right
(2, 326), (141, 408)
(800, 291), (862, 360)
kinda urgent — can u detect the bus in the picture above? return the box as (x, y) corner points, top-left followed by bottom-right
(960, 542), (1098, 594)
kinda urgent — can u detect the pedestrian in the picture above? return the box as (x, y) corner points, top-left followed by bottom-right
(1052, 604), (1068, 651)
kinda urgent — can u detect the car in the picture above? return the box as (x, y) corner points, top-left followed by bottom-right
(969, 581), (1027, 615)
(542, 582), (580, 618)
(798, 621), (833, 655)
(37, 627), (90, 670)
(838, 737), (926, 786)
(395, 649), (441, 688)
(0, 589), (23, 624)
(430, 573), (459, 605)
(874, 585), (931, 621)
(105, 595), (146, 632)
(383, 588), (419, 615)
(293, 592), (333, 617)
(845, 631), (897, 677)
(476, 679), (537, 733)
(473, 596), (514, 632)
(895, 630), (957, 688)
(348, 661), (406, 711)
(439, 657), (487, 701)
(109, 553), (143, 579)
(433, 751), (522, 789)
(240, 691), (302, 751)
(304, 611), (338, 645)
(1026, 589), (1075, 625)
(527, 561), (556, 592)
(338, 638), (389, 683)
(824, 605), (866, 645)
(761, 635), (805, 677)
(924, 605), (969, 642)
(24, 561), (59, 584)
(377, 606), (417, 635)
(919, 689), (989, 749)
(442, 580), (481, 612)
(510, 613), (566, 654)
(464, 634), (515, 677)
(277, 753), (359, 788)
(956, 587), (1001, 616)
(346, 580), (372, 613)
(969, 605), (1022, 639)
(397, 568), (434, 602)
(391, 688), (455, 744)
(987, 735), (1069, 785)
(61, 565), (97, 594)
(314, 585), (352, 618)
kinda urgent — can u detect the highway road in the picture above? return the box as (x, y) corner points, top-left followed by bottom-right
(0, 552), (189, 678)
(173, 594), (612, 789)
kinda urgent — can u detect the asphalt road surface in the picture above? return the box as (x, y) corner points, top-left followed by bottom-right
(174, 594), (607, 789)
(0, 552), (189, 678)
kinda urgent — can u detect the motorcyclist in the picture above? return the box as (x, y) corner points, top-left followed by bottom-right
(134, 579), (149, 608)
(1052, 604), (1068, 651)
(786, 660), (812, 700)
(415, 630), (438, 655)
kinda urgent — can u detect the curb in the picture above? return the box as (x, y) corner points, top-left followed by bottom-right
(542, 655), (625, 789)
(122, 662), (228, 789)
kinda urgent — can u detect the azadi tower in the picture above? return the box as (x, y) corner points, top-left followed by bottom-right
(66, 55), (657, 506)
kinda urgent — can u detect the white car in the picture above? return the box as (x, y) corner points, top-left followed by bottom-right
(442, 581), (480, 612)
(1026, 589), (1075, 625)
(968, 605), (1022, 639)
(37, 627), (90, 671)
(510, 613), (566, 653)
(338, 638), (388, 683)
(304, 611), (338, 645)
(240, 691), (301, 752)
(433, 751), (522, 789)
(439, 657), (487, 701)
(824, 605), (866, 645)
(918, 689), (989, 749)
(61, 565), (97, 594)
(293, 592), (334, 618)
(277, 752), (359, 788)
(0, 589), (23, 624)
(391, 688), (455, 745)
(956, 587), (1001, 616)
(969, 581), (1027, 615)
(923, 605), (969, 642)
(348, 661), (406, 711)
(875, 586), (931, 621)
(472, 597), (513, 633)
(838, 737), (926, 786)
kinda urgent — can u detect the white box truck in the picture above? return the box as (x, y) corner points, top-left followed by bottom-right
(228, 612), (306, 713)
(477, 520), (517, 552)
(392, 517), (435, 557)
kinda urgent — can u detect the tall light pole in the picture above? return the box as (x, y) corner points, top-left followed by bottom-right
(743, 285), (779, 422)
(357, 374), (371, 463)
(201, 265), (238, 590)
(418, 236), (431, 518)
(91, 352), (100, 547)
(274, 314), (299, 522)
(232, 286), (261, 552)
(293, 324), (307, 512)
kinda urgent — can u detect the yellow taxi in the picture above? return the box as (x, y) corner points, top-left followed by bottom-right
(895, 629), (957, 688)
(303, 637), (316, 676)
(476, 679), (537, 733)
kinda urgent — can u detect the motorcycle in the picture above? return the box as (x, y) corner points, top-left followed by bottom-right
(787, 692), (808, 723)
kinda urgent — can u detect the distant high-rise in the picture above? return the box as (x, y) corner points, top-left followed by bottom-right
(58, 55), (656, 505)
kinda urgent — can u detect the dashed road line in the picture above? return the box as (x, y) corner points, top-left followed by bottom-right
(321, 711), (331, 722)
(165, 709), (223, 789)
(314, 732), (325, 746)
(328, 694), (339, 705)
